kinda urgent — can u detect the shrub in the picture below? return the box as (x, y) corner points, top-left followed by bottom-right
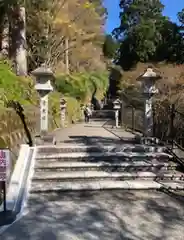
(55, 71), (109, 103)
(64, 96), (82, 123)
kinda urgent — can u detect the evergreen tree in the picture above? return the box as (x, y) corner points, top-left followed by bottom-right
(154, 20), (184, 63)
(178, 8), (184, 26)
(113, 0), (166, 69)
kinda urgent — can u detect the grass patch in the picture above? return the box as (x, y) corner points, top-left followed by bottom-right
(0, 61), (38, 106)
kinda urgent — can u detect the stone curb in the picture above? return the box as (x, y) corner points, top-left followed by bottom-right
(0, 145), (30, 212)
(0, 145), (36, 234)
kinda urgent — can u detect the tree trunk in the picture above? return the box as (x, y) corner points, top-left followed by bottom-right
(0, 11), (9, 57)
(15, 7), (27, 76)
(65, 37), (69, 74)
(1, 15), (9, 56)
(9, 6), (27, 76)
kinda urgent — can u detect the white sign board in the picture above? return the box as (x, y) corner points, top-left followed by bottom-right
(0, 149), (10, 182)
(40, 94), (49, 131)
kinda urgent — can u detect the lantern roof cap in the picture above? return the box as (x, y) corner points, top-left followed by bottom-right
(137, 66), (162, 81)
(32, 63), (54, 77)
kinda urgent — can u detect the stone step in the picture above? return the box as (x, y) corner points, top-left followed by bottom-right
(35, 156), (172, 163)
(36, 144), (167, 154)
(32, 170), (184, 182)
(30, 179), (184, 193)
(35, 160), (177, 172)
(36, 151), (173, 161)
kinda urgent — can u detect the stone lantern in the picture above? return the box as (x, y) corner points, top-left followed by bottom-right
(32, 64), (54, 133)
(113, 99), (121, 128)
(137, 66), (161, 137)
(60, 98), (67, 127)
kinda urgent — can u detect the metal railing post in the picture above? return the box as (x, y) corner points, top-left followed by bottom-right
(170, 104), (175, 149)
(131, 107), (135, 131)
(153, 106), (156, 137)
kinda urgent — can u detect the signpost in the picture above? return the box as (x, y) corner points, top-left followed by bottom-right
(0, 149), (10, 213)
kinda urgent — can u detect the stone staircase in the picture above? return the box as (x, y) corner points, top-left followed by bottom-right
(30, 140), (184, 193)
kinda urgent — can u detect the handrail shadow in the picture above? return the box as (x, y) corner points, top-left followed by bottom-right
(6, 100), (33, 147)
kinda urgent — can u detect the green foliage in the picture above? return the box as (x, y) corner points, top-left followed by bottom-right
(114, 0), (164, 69)
(108, 65), (122, 97)
(49, 92), (83, 125)
(56, 74), (88, 101)
(55, 72), (109, 102)
(155, 20), (184, 63)
(114, 0), (184, 70)
(103, 34), (119, 59)
(49, 91), (61, 127)
(0, 61), (37, 105)
(52, 71), (109, 125)
(64, 96), (82, 123)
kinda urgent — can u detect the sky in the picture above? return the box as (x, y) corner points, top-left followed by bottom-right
(104, 0), (184, 33)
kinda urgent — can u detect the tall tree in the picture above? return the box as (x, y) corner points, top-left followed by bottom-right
(26, 0), (106, 72)
(0, 0), (107, 74)
(154, 20), (184, 63)
(0, 0), (27, 76)
(10, 4), (27, 76)
(113, 0), (165, 69)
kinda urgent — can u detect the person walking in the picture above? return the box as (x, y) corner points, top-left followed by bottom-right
(84, 105), (92, 123)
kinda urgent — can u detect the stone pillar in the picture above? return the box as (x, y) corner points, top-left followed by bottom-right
(144, 96), (153, 136)
(60, 99), (66, 128)
(40, 94), (49, 132)
(115, 110), (119, 128)
(113, 99), (121, 128)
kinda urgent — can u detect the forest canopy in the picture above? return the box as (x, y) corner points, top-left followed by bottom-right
(113, 0), (184, 70)
(0, 0), (108, 74)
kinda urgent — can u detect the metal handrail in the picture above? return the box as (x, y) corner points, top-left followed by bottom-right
(121, 94), (184, 148)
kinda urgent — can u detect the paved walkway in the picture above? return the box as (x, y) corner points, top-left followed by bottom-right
(52, 120), (135, 145)
(1, 191), (184, 240)
(0, 121), (184, 239)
